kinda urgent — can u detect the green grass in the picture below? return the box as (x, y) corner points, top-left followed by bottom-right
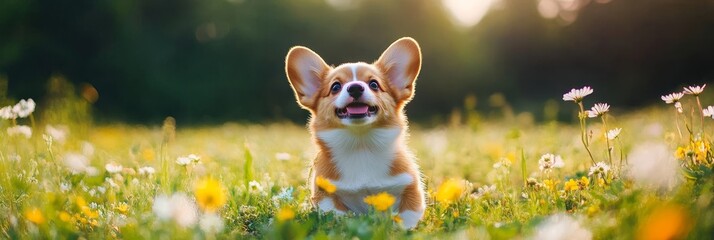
(2, 90), (714, 239)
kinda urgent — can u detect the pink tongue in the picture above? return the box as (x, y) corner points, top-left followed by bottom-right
(346, 105), (369, 115)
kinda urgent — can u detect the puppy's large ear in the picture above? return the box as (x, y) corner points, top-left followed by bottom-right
(375, 37), (422, 103)
(286, 46), (330, 110)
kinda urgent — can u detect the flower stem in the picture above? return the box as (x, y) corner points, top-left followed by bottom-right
(601, 116), (613, 166)
(696, 96), (704, 134)
(578, 102), (596, 164)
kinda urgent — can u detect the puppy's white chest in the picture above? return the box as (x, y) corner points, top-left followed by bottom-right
(317, 127), (411, 212)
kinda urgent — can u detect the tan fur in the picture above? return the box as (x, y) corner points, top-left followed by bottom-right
(286, 37), (425, 227)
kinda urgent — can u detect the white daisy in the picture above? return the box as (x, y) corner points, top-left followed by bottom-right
(63, 153), (89, 174)
(588, 162), (611, 178)
(248, 180), (264, 193)
(12, 99), (35, 118)
(138, 166), (156, 175)
(152, 193), (199, 228)
(683, 84), (706, 96)
(661, 92), (684, 104)
(7, 125), (32, 138)
(704, 106), (714, 119)
(0, 105), (16, 120)
(562, 86), (593, 103)
(199, 213), (225, 233)
(471, 185), (497, 199)
(105, 163), (124, 174)
(275, 152), (292, 161)
(532, 214), (593, 240)
(177, 154), (201, 166)
(45, 124), (68, 143)
(538, 153), (565, 173)
(606, 128), (622, 140)
(587, 103), (610, 118)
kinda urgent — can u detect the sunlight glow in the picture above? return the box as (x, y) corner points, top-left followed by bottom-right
(442, 0), (497, 28)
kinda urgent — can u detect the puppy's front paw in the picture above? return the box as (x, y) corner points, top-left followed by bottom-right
(398, 209), (424, 229)
(317, 197), (346, 215)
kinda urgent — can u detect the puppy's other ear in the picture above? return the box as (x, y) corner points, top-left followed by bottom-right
(375, 37), (422, 103)
(286, 46), (330, 110)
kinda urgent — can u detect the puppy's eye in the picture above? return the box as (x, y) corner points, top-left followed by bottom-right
(369, 80), (380, 91)
(331, 82), (342, 94)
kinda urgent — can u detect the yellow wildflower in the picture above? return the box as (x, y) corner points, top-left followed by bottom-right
(543, 179), (558, 191)
(276, 207), (295, 222)
(141, 148), (156, 161)
(598, 178), (606, 187)
(675, 147), (687, 159)
(636, 204), (690, 240)
(564, 179), (578, 191)
(194, 177), (227, 212)
(578, 176), (590, 190)
(59, 211), (72, 222)
(364, 192), (396, 212)
(393, 215), (403, 224)
(315, 176), (336, 194)
(435, 179), (464, 204)
(114, 202), (129, 214)
(24, 208), (45, 225)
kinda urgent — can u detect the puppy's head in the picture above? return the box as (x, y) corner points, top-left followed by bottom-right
(285, 37), (421, 129)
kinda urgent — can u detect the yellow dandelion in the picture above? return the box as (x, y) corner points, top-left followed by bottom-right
(276, 207), (295, 222)
(59, 211), (72, 222)
(141, 148), (156, 161)
(597, 178), (606, 187)
(114, 202), (129, 214)
(636, 204), (690, 240)
(578, 176), (590, 190)
(564, 179), (579, 191)
(393, 215), (403, 224)
(435, 179), (465, 204)
(24, 208), (45, 225)
(675, 147), (687, 159)
(543, 179), (559, 191)
(364, 192), (396, 212)
(315, 176), (337, 194)
(194, 177), (227, 212)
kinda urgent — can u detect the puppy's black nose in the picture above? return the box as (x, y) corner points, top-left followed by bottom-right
(347, 84), (364, 99)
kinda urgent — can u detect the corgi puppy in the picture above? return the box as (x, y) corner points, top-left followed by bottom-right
(285, 37), (425, 229)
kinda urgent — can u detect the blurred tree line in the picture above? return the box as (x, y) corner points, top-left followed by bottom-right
(1, 0), (713, 123)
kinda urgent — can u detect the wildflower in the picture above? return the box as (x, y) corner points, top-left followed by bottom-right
(435, 179), (465, 204)
(472, 185), (496, 199)
(24, 208), (45, 225)
(636, 204), (690, 240)
(138, 166), (156, 175)
(661, 92), (684, 104)
(7, 125), (32, 138)
(275, 152), (292, 161)
(363, 192), (396, 211)
(538, 153), (565, 173)
(12, 99), (35, 118)
(275, 187), (294, 201)
(628, 142), (679, 190)
(683, 84), (706, 96)
(114, 202), (129, 214)
(562, 86), (593, 103)
(194, 177), (227, 212)
(674, 102), (683, 113)
(533, 214), (593, 240)
(63, 153), (90, 174)
(152, 193), (199, 227)
(248, 180), (264, 193)
(176, 156), (192, 166)
(675, 147), (688, 160)
(704, 106), (714, 119)
(315, 176), (337, 194)
(105, 163), (123, 174)
(59, 211), (72, 222)
(199, 213), (225, 233)
(578, 176), (590, 189)
(543, 179), (558, 191)
(0, 105), (16, 119)
(588, 162), (611, 178)
(564, 179), (579, 191)
(141, 148), (156, 161)
(45, 125), (68, 143)
(606, 128), (622, 140)
(393, 215), (403, 224)
(587, 103), (610, 118)
(276, 207), (296, 221)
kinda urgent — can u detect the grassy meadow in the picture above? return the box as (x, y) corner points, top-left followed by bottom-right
(1, 84), (714, 239)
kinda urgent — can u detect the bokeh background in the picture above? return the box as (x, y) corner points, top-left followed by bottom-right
(2, 0), (713, 124)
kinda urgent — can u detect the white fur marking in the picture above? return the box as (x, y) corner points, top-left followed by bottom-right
(399, 209), (424, 229)
(350, 65), (358, 82)
(318, 197), (345, 215)
(317, 128), (414, 213)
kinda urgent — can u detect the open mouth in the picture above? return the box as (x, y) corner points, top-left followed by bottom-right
(335, 102), (378, 119)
